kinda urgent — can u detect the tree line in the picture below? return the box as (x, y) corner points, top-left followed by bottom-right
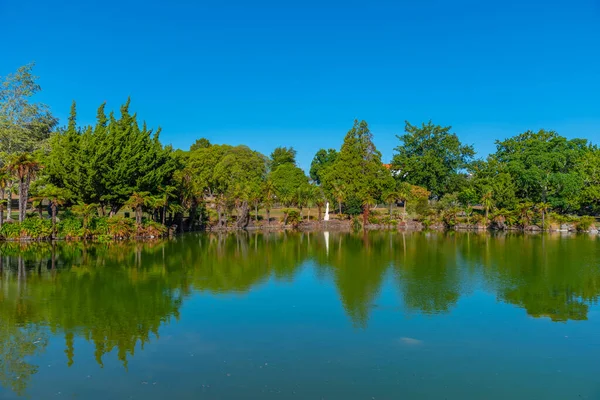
(0, 64), (599, 238)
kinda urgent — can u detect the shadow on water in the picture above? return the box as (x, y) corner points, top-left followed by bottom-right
(0, 231), (599, 396)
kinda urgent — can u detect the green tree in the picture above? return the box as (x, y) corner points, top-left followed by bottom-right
(125, 192), (153, 226)
(8, 152), (42, 222)
(0, 63), (56, 155)
(269, 146), (297, 170)
(71, 202), (98, 233)
(46, 100), (176, 215)
(321, 120), (394, 225)
(481, 189), (494, 220)
(494, 130), (587, 211)
(392, 121), (474, 198)
(189, 137), (211, 151)
(309, 148), (338, 185)
(269, 163), (309, 208)
(36, 183), (72, 238)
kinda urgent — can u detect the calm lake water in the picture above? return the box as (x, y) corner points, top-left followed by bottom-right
(1, 231), (599, 399)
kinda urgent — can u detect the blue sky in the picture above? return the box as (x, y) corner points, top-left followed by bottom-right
(2, 0), (599, 171)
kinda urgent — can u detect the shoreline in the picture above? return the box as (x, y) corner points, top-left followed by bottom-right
(1, 218), (598, 243)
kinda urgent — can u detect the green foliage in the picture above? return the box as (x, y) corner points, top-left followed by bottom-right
(284, 210), (301, 227)
(309, 148), (338, 185)
(189, 137), (211, 151)
(270, 163), (309, 205)
(575, 216), (596, 232)
(343, 195), (363, 216)
(392, 121), (474, 198)
(269, 146), (297, 170)
(0, 63), (57, 155)
(494, 129), (588, 211)
(58, 217), (84, 239)
(0, 217), (53, 240)
(321, 120), (394, 214)
(46, 100), (177, 212)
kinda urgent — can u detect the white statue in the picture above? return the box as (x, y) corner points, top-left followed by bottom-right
(324, 202), (330, 221)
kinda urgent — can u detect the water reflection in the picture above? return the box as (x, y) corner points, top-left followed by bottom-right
(0, 232), (599, 396)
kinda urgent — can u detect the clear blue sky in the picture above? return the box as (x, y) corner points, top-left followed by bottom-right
(2, 0), (599, 171)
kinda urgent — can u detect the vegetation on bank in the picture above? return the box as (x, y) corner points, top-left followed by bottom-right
(0, 63), (598, 240)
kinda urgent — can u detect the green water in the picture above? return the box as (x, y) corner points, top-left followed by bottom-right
(1, 231), (599, 399)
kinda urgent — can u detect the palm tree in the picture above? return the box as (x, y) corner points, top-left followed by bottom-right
(397, 182), (412, 221)
(125, 192), (152, 226)
(71, 202), (98, 235)
(332, 182), (345, 215)
(517, 201), (534, 227)
(481, 190), (494, 220)
(384, 190), (399, 217)
(464, 205), (473, 226)
(536, 202), (551, 229)
(362, 195), (376, 227)
(313, 186), (325, 222)
(8, 153), (42, 222)
(296, 185), (310, 221)
(38, 184), (71, 239)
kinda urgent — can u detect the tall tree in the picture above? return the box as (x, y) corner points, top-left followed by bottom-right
(46, 100), (177, 214)
(269, 146), (297, 170)
(392, 121), (474, 198)
(494, 129), (587, 211)
(8, 152), (42, 222)
(0, 63), (56, 155)
(321, 120), (394, 224)
(309, 148), (338, 185)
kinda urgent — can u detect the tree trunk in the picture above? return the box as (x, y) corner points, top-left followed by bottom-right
(235, 201), (250, 229)
(266, 208), (271, 226)
(18, 177), (25, 222)
(136, 205), (142, 225)
(109, 204), (119, 217)
(255, 204), (259, 223)
(217, 206), (223, 228)
(189, 201), (198, 232)
(338, 200), (342, 215)
(0, 187), (4, 228)
(162, 204), (166, 225)
(51, 203), (57, 239)
(307, 208), (311, 222)
(38, 203), (43, 218)
(363, 205), (369, 227)
(6, 181), (12, 221)
(317, 205), (322, 222)
(542, 210), (545, 230)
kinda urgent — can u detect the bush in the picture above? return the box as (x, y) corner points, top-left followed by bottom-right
(139, 220), (168, 237)
(343, 196), (363, 216)
(0, 217), (53, 240)
(285, 210), (301, 227)
(58, 217), (83, 239)
(351, 216), (362, 231)
(0, 221), (23, 240)
(576, 216), (596, 232)
(367, 213), (380, 224)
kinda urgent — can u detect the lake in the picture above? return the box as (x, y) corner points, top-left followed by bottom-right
(1, 231), (599, 399)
